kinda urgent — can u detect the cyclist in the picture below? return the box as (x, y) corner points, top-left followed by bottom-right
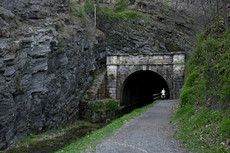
(161, 88), (166, 99)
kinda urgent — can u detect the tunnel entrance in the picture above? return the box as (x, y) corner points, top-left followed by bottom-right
(121, 70), (169, 109)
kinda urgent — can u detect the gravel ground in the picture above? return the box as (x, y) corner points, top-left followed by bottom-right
(96, 100), (188, 153)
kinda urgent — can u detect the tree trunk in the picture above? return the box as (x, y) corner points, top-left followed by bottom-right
(222, 0), (229, 30)
(201, 0), (207, 24)
(94, 4), (97, 28)
(216, 0), (220, 28)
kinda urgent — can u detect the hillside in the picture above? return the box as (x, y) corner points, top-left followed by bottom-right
(172, 24), (230, 152)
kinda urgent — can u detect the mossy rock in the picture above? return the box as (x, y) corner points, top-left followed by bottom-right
(165, 41), (183, 52)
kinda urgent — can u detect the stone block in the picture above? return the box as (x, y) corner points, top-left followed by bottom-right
(106, 56), (117, 65)
(173, 54), (185, 63)
(107, 65), (117, 75)
(28, 45), (51, 58)
(3, 66), (15, 76)
(14, 51), (27, 70)
(3, 53), (15, 62)
(0, 7), (15, 20)
(31, 72), (47, 93)
(31, 58), (48, 74)
(0, 58), (4, 68)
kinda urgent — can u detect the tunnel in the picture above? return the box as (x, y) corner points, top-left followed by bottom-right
(121, 70), (170, 109)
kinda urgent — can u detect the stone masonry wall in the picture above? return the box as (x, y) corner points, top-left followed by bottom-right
(106, 53), (185, 103)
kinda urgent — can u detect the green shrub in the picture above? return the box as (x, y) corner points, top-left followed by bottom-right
(97, 2), (143, 22)
(124, 10), (142, 21)
(57, 42), (65, 50)
(115, 0), (128, 12)
(84, 0), (94, 17)
(75, 6), (87, 18)
(105, 99), (121, 111)
(70, 0), (94, 24)
(184, 71), (198, 87)
(180, 87), (196, 106)
(91, 101), (105, 111)
(90, 99), (121, 112)
(113, 12), (125, 19)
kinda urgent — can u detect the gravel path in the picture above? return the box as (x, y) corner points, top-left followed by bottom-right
(96, 100), (188, 153)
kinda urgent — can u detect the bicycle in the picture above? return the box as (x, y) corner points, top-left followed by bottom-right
(161, 93), (166, 100)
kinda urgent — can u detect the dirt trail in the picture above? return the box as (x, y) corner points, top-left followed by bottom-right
(96, 100), (188, 153)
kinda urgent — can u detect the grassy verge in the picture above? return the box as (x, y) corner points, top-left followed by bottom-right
(56, 101), (157, 153)
(170, 25), (230, 153)
(171, 104), (230, 152)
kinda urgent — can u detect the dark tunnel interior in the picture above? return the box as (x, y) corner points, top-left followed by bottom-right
(121, 70), (169, 109)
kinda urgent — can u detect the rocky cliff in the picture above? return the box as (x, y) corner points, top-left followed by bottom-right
(0, 0), (205, 149)
(98, 0), (205, 54)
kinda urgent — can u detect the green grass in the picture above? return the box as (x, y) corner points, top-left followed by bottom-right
(97, 3), (143, 22)
(181, 29), (230, 109)
(171, 24), (230, 153)
(171, 104), (230, 152)
(56, 102), (157, 153)
(15, 128), (60, 146)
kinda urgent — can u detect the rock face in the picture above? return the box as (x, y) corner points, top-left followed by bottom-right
(0, 0), (106, 149)
(0, 0), (205, 150)
(98, 0), (204, 55)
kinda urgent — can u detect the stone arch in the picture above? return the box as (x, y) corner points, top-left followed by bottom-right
(119, 69), (170, 108)
(116, 65), (173, 103)
(106, 53), (185, 104)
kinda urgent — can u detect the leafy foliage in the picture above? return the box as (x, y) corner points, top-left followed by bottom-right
(105, 99), (121, 111)
(91, 101), (105, 111)
(91, 99), (121, 111)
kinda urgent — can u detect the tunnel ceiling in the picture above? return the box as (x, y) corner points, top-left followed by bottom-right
(121, 70), (169, 108)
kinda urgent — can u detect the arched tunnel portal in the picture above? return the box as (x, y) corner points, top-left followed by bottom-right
(121, 70), (169, 108)
(106, 53), (185, 107)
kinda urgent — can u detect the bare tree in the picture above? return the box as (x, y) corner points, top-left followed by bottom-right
(172, 0), (229, 29)
(216, 0), (220, 28)
(201, 0), (208, 24)
(222, 0), (229, 30)
(94, 3), (97, 28)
